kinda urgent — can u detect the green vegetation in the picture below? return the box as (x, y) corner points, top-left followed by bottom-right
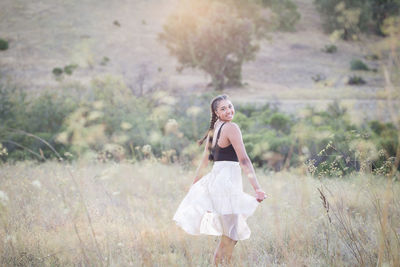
(350, 59), (369, 71)
(52, 64), (78, 77)
(365, 53), (380, 60)
(314, 0), (400, 39)
(52, 68), (63, 76)
(0, 84), (77, 161)
(261, 0), (301, 32)
(63, 64), (78, 75)
(100, 56), (110, 66)
(0, 80), (397, 178)
(348, 75), (366, 85)
(322, 44), (338, 53)
(0, 38), (8, 51)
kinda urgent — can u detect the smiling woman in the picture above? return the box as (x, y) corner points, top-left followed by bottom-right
(173, 94), (266, 266)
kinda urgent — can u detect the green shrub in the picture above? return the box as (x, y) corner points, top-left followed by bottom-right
(63, 64), (78, 75)
(0, 84), (17, 121)
(322, 44), (338, 53)
(100, 57), (110, 66)
(0, 39), (8, 50)
(0, 84), (77, 161)
(348, 75), (366, 85)
(269, 113), (292, 133)
(314, 0), (400, 38)
(52, 68), (63, 76)
(369, 120), (398, 156)
(369, 0), (400, 36)
(350, 59), (369, 70)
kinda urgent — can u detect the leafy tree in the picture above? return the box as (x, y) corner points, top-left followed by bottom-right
(159, 0), (267, 89)
(314, 0), (400, 39)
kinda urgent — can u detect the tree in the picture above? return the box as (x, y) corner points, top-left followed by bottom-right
(314, 0), (400, 39)
(159, 0), (267, 89)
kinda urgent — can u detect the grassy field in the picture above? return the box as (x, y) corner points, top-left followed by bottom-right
(0, 161), (399, 266)
(0, 0), (399, 265)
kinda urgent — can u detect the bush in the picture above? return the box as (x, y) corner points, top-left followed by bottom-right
(0, 84), (77, 161)
(100, 56), (110, 66)
(52, 68), (63, 76)
(369, 0), (400, 35)
(350, 59), (369, 70)
(348, 75), (366, 85)
(63, 64), (78, 75)
(369, 120), (399, 156)
(268, 113), (292, 134)
(314, 0), (400, 38)
(322, 44), (338, 53)
(0, 39), (8, 51)
(52, 64), (78, 77)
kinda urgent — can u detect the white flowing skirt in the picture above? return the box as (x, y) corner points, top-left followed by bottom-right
(173, 161), (259, 241)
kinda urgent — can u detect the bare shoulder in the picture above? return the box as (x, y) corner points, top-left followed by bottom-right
(224, 122), (241, 134)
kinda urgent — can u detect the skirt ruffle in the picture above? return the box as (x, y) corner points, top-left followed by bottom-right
(173, 161), (259, 241)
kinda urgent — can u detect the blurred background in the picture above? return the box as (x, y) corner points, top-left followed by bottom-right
(0, 0), (399, 265)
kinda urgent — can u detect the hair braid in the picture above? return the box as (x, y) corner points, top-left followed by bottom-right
(198, 94), (228, 160)
(198, 110), (217, 145)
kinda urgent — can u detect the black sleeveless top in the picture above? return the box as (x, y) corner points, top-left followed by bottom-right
(209, 122), (239, 162)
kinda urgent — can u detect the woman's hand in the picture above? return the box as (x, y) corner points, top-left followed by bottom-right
(255, 189), (266, 202)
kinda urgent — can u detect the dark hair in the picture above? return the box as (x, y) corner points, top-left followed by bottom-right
(198, 94), (229, 160)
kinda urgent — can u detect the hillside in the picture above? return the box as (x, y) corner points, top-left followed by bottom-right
(0, 0), (390, 122)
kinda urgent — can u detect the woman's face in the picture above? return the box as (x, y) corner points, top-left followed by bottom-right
(215, 99), (235, 122)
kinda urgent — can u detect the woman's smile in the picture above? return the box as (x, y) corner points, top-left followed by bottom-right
(216, 99), (235, 121)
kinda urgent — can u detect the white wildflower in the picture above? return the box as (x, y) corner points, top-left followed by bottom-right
(4, 234), (16, 243)
(120, 122), (132, 130)
(64, 152), (73, 158)
(87, 111), (104, 121)
(0, 190), (9, 205)
(32, 180), (42, 189)
(142, 144), (152, 155)
(164, 119), (179, 135)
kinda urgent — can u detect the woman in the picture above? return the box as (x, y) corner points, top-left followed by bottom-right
(173, 94), (266, 265)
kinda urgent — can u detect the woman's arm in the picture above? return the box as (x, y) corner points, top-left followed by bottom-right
(193, 133), (211, 184)
(226, 123), (266, 201)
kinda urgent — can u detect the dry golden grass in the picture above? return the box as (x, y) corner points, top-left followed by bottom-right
(0, 161), (399, 266)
